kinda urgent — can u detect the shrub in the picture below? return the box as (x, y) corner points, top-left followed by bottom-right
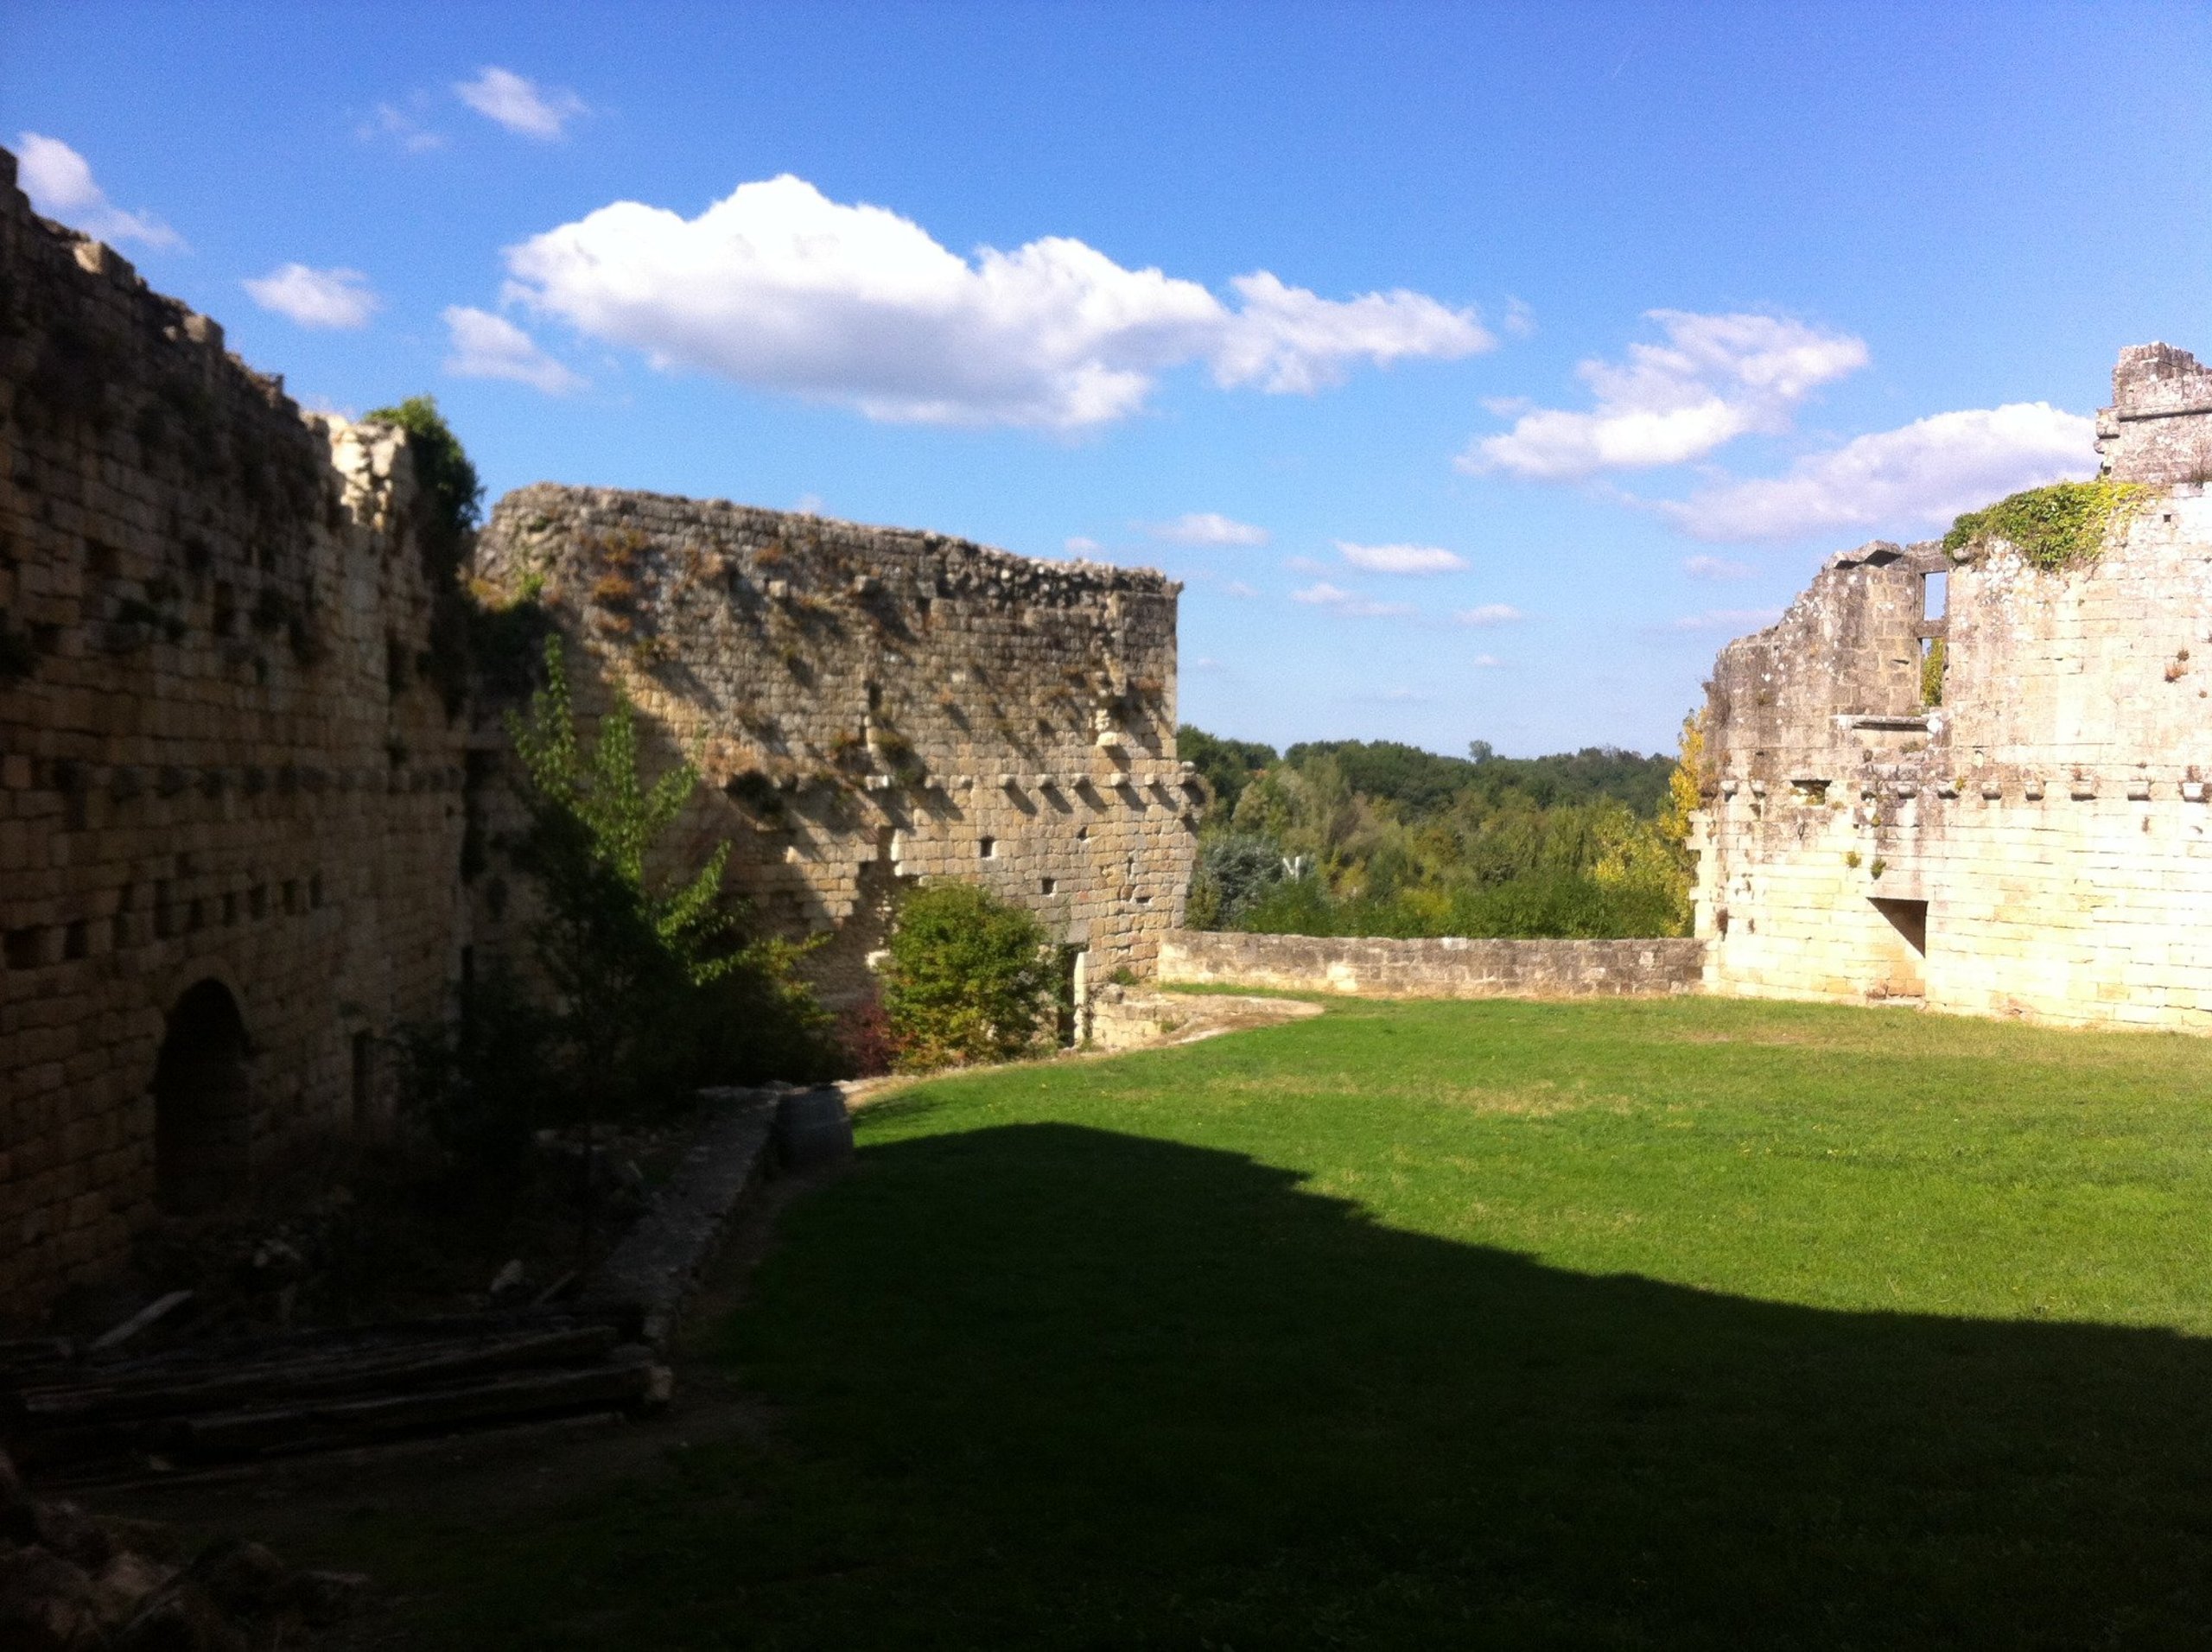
(1185, 831), (1286, 929)
(366, 395), (482, 573)
(1942, 480), (2149, 571)
(883, 882), (1056, 1071)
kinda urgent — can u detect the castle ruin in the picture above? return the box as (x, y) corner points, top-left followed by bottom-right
(0, 145), (1198, 1315)
(1692, 343), (2212, 1029)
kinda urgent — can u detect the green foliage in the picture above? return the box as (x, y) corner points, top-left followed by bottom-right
(882, 882), (1056, 1071)
(1920, 636), (1947, 707)
(1184, 832), (1286, 929)
(1178, 725), (1278, 813)
(1198, 736), (1692, 941)
(1942, 480), (2150, 571)
(402, 635), (836, 1155)
(366, 395), (484, 570)
(1281, 738), (1672, 816)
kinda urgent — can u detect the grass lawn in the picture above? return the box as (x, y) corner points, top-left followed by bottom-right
(346, 995), (2212, 1648)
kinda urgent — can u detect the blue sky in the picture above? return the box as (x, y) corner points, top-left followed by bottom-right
(5, 3), (2208, 757)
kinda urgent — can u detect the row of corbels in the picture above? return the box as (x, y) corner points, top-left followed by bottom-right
(1721, 774), (2209, 804)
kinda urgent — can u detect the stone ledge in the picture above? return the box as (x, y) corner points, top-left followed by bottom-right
(1158, 931), (1706, 1001)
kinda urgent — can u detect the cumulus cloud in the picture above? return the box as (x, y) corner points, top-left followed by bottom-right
(499, 175), (1491, 429)
(1657, 607), (1780, 633)
(1660, 403), (2097, 543)
(1471, 654), (1503, 668)
(1459, 310), (1867, 480)
(1064, 535), (1103, 556)
(1147, 512), (1270, 547)
(15, 133), (181, 250)
(455, 67), (587, 139)
(1336, 540), (1466, 575)
(1454, 603), (1523, 627)
(442, 306), (586, 394)
(1683, 554), (1757, 580)
(245, 264), (379, 329)
(1291, 581), (1416, 619)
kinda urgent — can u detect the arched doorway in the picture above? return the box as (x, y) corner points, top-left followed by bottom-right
(152, 979), (253, 1215)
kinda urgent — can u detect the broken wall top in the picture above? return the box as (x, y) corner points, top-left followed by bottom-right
(2098, 340), (2212, 486)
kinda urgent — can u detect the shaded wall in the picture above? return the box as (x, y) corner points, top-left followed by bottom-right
(0, 148), (471, 1310)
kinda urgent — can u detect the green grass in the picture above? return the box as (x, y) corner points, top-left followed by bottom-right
(349, 996), (2212, 1648)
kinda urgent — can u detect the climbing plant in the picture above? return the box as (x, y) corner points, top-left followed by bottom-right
(1942, 480), (2149, 571)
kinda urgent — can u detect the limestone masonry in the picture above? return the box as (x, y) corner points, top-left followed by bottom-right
(1692, 342), (2212, 1029)
(0, 142), (1197, 1316)
(472, 486), (1199, 1002)
(0, 148), (473, 1310)
(1159, 931), (1704, 1001)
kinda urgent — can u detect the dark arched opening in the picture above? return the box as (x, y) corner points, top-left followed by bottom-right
(153, 979), (253, 1215)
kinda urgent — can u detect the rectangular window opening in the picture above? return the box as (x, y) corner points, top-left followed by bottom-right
(977, 836), (995, 859)
(1922, 571), (1948, 620)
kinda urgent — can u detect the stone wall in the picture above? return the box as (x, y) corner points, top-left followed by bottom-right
(2096, 343), (2212, 487)
(1694, 347), (2212, 1028)
(1157, 931), (1707, 999)
(473, 485), (1202, 1001)
(0, 147), (473, 1310)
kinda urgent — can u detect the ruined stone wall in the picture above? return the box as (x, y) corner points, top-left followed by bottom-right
(1694, 353), (2212, 1028)
(0, 148), (471, 1312)
(473, 486), (1200, 1001)
(2097, 343), (2212, 488)
(1158, 931), (1706, 1000)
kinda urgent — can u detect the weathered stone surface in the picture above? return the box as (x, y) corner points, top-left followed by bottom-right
(0, 147), (469, 1314)
(473, 486), (1200, 996)
(2099, 343), (2212, 486)
(0, 139), (1201, 1318)
(1157, 931), (1706, 1000)
(1693, 397), (2212, 1031)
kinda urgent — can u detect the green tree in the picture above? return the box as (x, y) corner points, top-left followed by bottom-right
(882, 883), (1056, 1071)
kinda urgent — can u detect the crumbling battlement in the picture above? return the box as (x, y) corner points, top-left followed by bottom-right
(474, 486), (1201, 999)
(1695, 368), (2212, 1029)
(0, 146), (472, 1311)
(2098, 342), (2212, 486)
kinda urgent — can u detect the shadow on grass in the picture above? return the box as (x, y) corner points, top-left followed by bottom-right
(386, 1122), (2212, 1649)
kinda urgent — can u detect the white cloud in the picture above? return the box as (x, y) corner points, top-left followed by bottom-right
(1335, 540), (1466, 575)
(1459, 310), (1867, 480)
(1064, 535), (1103, 556)
(1658, 607), (1780, 633)
(795, 492), (826, 516)
(455, 67), (587, 139)
(1224, 581), (1259, 598)
(15, 133), (181, 250)
(245, 264), (380, 329)
(1682, 554), (1757, 580)
(1471, 653), (1503, 668)
(1192, 656), (1224, 671)
(1291, 581), (1416, 619)
(1454, 603), (1523, 627)
(1147, 511), (1270, 547)
(359, 100), (446, 152)
(442, 306), (586, 394)
(500, 175), (1491, 429)
(1661, 403), (2097, 543)
(1502, 297), (1536, 338)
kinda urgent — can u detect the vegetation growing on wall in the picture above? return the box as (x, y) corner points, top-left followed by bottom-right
(1942, 480), (2150, 571)
(367, 395), (483, 573)
(881, 882), (1056, 1071)
(402, 636), (836, 1168)
(1181, 731), (1689, 940)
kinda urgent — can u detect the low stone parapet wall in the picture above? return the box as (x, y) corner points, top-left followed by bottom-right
(1157, 931), (1707, 1000)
